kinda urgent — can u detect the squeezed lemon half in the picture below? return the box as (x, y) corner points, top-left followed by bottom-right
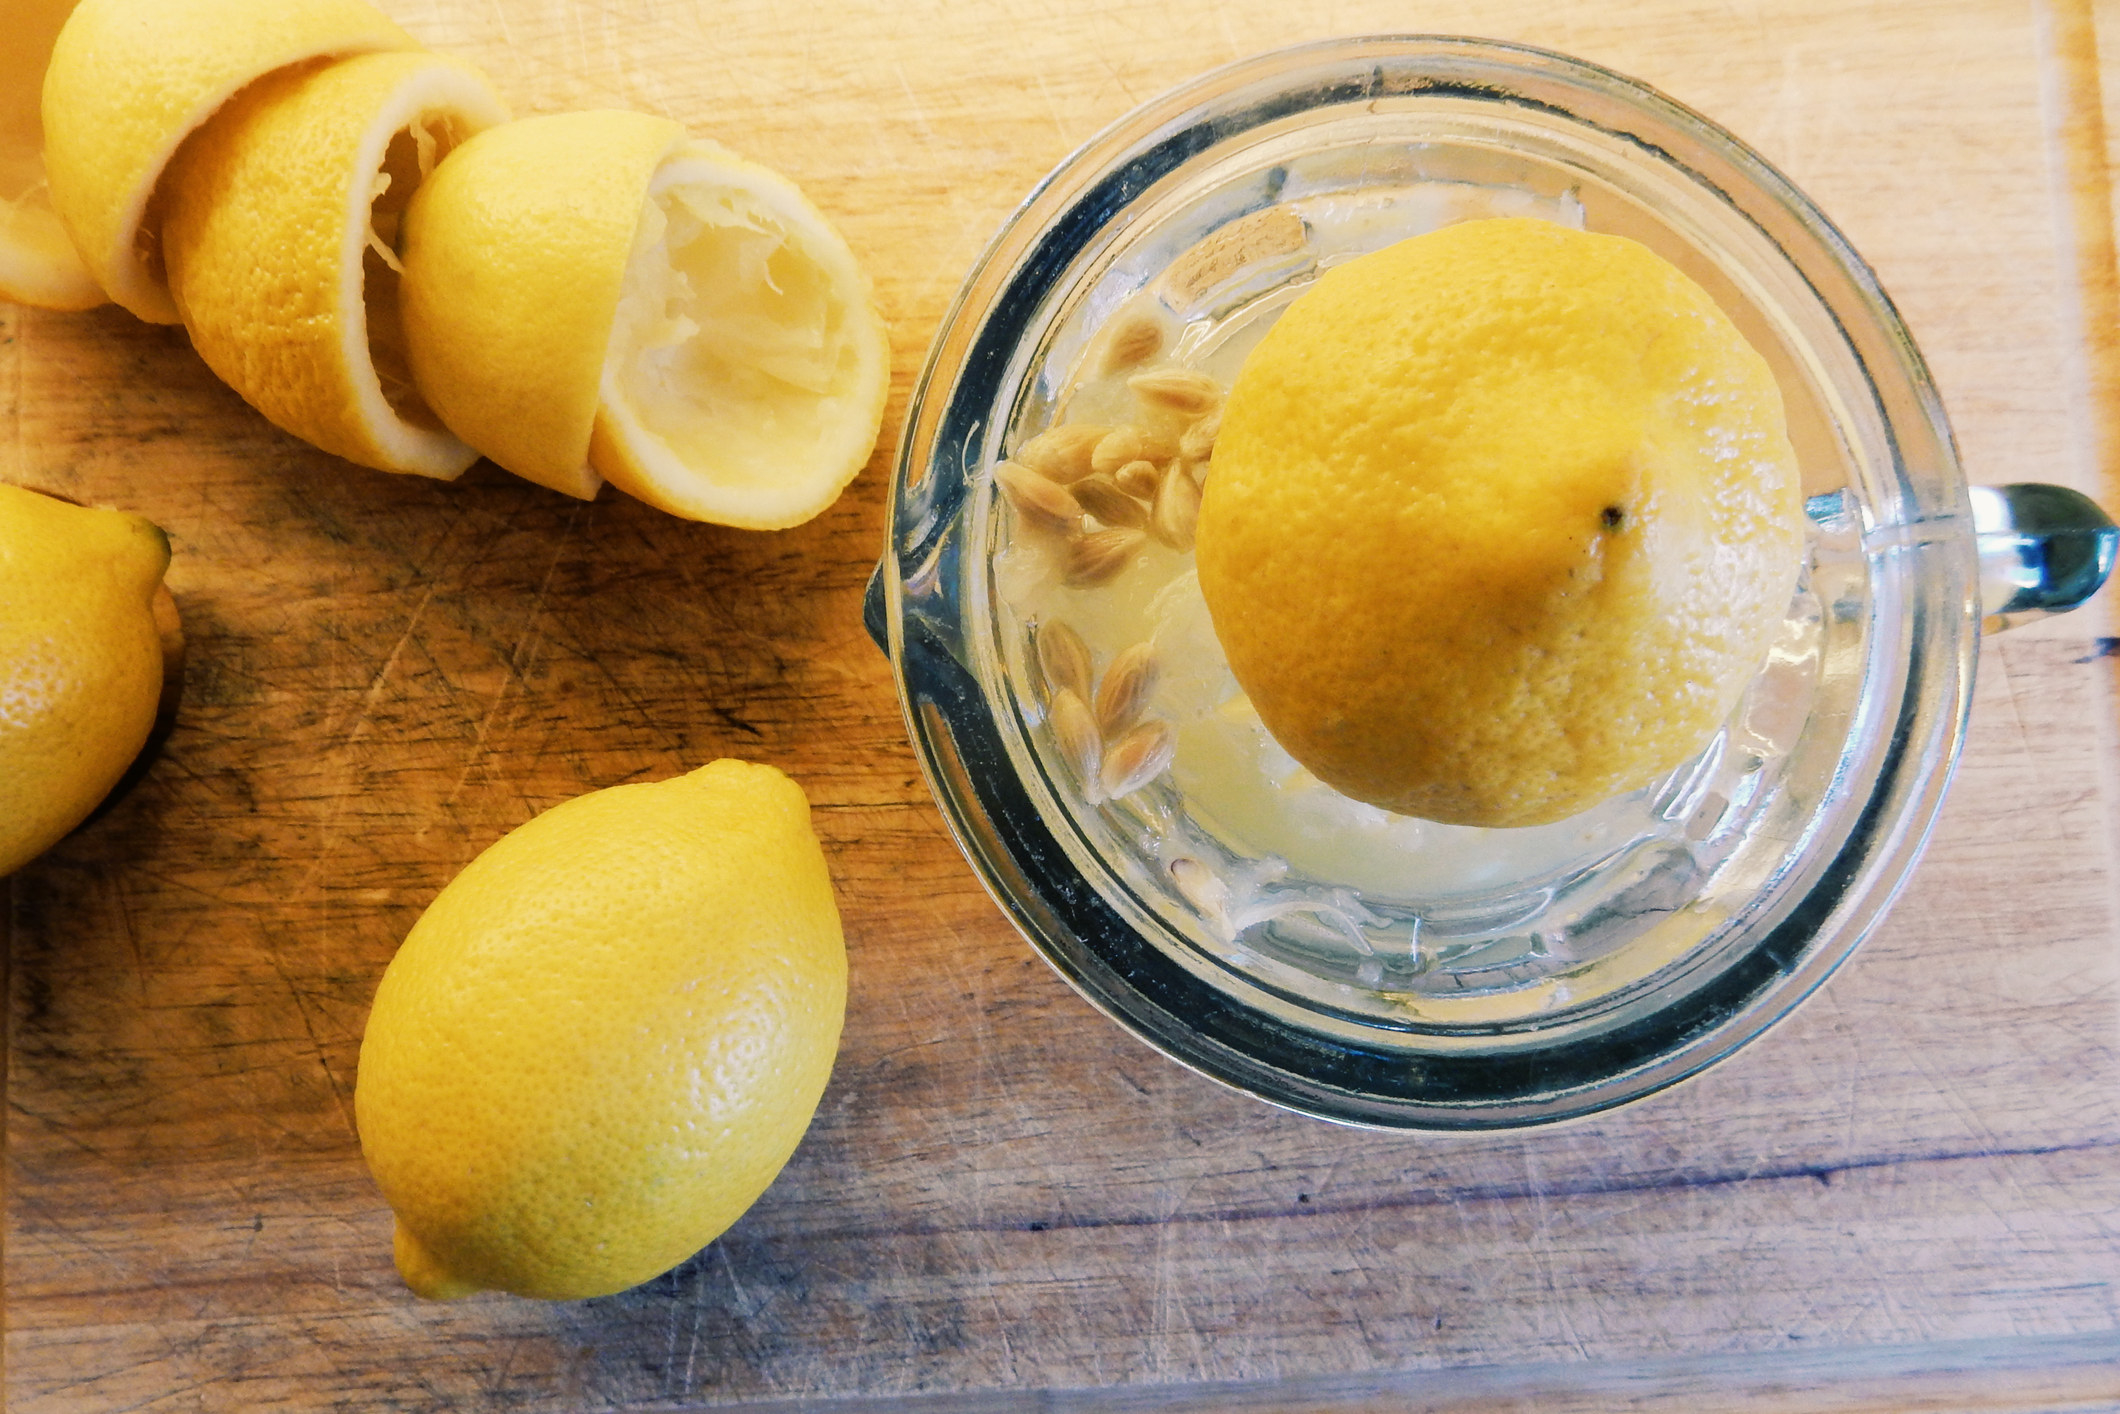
(402, 110), (891, 524)
(40, 0), (418, 322)
(162, 50), (508, 478)
(1196, 217), (1805, 828)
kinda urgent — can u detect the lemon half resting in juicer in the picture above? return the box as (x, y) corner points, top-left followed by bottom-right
(1195, 217), (1805, 829)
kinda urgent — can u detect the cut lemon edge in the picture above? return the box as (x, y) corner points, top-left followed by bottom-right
(588, 141), (890, 529)
(0, 189), (104, 309)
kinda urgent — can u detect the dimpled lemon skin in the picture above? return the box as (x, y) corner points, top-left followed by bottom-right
(0, 484), (170, 876)
(354, 760), (847, 1301)
(1196, 217), (1805, 829)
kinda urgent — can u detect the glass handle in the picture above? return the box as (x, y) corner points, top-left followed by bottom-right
(1970, 483), (2118, 632)
(863, 558), (891, 654)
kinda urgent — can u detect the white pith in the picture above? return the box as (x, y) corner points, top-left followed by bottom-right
(338, 63), (507, 480)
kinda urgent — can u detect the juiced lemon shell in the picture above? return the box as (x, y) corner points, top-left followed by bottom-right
(398, 110), (685, 500)
(588, 139), (892, 529)
(160, 50), (509, 478)
(41, 0), (419, 322)
(399, 109), (891, 522)
(1195, 217), (1805, 829)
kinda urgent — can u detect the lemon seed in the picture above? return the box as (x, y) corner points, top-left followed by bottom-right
(1016, 423), (1108, 484)
(1094, 641), (1159, 739)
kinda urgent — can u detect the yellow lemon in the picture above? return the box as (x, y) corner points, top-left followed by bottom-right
(355, 760), (847, 1301)
(161, 50), (507, 479)
(1195, 217), (1805, 829)
(0, 483), (172, 876)
(0, 0), (103, 310)
(40, 0), (419, 324)
(400, 110), (890, 524)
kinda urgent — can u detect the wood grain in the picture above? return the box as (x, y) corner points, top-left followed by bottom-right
(7, 0), (2120, 1408)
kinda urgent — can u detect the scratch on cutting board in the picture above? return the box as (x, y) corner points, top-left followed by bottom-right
(294, 576), (444, 890)
(484, 0), (518, 56)
(1521, 1154), (1595, 1362)
(342, 582), (440, 751)
(257, 926), (357, 1143)
(109, 874), (151, 1009)
(891, 62), (937, 146)
(1886, 1018), (2009, 1165)
(1091, 49), (1141, 111)
(442, 508), (581, 807)
(1030, 66), (1069, 146)
(1984, 646), (2038, 763)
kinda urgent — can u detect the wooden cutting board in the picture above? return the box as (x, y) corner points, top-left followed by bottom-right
(6, 0), (2119, 1408)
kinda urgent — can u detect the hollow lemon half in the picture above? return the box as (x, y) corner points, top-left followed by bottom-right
(400, 110), (890, 525)
(160, 50), (508, 479)
(40, 0), (419, 323)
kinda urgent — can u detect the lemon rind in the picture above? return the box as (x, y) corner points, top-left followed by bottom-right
(42, 0), (419, 324)
(330, 56), (511, 479)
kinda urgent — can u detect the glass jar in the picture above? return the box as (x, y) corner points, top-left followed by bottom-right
(868, 36), (2115, 1129)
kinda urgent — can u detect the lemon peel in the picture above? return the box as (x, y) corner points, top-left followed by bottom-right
(1195, 217), (1805, 828)
(400, 110), (890, 523)
(0, 483), (171, 876)
(398, 110), (681, 500)
(41, 0), (420, 324)
(161, 50), (508, 478)
(355, 759), (847, 1301)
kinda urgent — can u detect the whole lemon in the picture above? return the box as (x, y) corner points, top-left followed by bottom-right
(354, 760), (846, 1301)
(0, 483), (171, 876)
(1196, 217), (1805, 828)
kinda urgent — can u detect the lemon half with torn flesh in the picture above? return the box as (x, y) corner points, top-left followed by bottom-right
(161, 50), (508, 479)
(41, 0), (419, 323)
(400, 110), (890, 525)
